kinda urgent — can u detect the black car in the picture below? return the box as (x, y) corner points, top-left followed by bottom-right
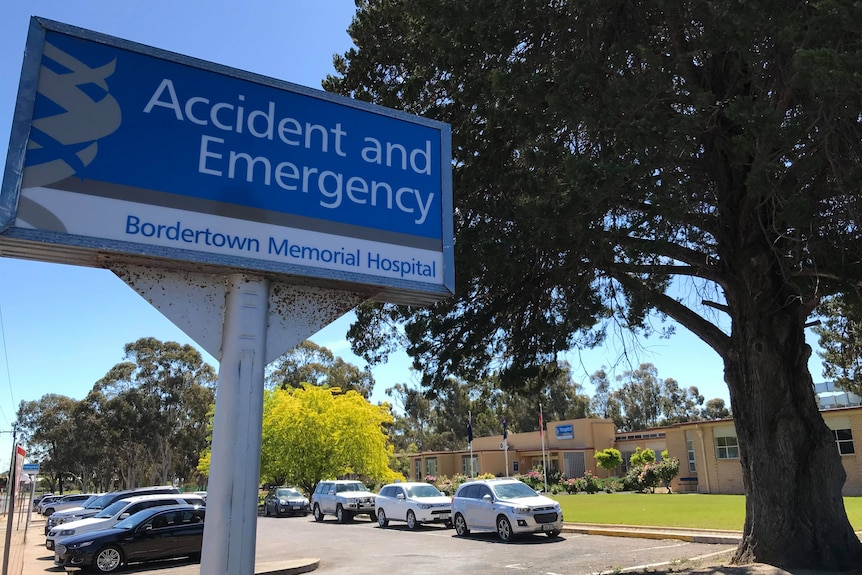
(263, 486), (310, 517)
(53, 504), (205, 573)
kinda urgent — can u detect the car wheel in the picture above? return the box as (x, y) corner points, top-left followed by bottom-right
(406, 510), (418, 530)
(377, 508), (389, 527)
(369, 511), (377, 522)
(453, 513), (470, 536)
(93, 545), (123, 573)
(313, 504), (323, 522)
(45, 508), (55, 516)
(336, 504), (347, 524)
(546, 528), (561, 538)
(275, 507), (282, 517)
(496, 515), (513, 542)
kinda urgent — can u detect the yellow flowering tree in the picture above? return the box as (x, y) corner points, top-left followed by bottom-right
(260, 384), (397, 493)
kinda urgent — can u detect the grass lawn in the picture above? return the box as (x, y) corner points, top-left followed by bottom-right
(550, 492), (862, 531)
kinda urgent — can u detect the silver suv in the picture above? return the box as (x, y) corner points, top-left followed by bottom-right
(311, 480), (377, 523)
(451, 478), (563, 542)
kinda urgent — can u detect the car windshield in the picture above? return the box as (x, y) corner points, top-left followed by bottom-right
(277, 488), (302, 498)
(79, 495), (100, 507)
(94, 500), (129, 519)
(86, 493), (116, 509)
(335, 483), (366, 493)
(406, 484), (444, 498)
(491, 482), (540, 500)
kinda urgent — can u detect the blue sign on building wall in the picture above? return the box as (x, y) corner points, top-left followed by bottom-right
(1, 18), (453, 304)
(556, 424), (574, 440)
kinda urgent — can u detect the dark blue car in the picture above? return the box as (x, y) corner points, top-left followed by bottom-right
(53, 504), (205, 573)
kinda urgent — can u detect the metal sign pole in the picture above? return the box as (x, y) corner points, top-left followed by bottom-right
(199, 275), (269, 575)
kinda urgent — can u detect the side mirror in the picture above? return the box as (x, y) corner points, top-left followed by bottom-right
(119, 513), (130, 520)
(396, 493), (405, 500)
(142, 524), (153, 532)
(482, 494), (493, 502)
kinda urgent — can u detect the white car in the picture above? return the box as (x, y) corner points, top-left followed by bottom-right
(41, 493), (101, 517)
(375, 482), (452, 530)
(451, 478), (563, 542)
(46, 493), (204, 550)
(37, 495), (64, 515)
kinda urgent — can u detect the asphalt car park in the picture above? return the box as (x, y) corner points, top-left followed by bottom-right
(24, 511), (734, 575)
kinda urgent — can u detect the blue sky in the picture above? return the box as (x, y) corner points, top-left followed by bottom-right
(0, 1), (826, 471)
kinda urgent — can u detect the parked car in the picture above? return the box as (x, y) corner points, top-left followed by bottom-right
(263, 486), (310, 517)
(193, 490), (207, 502)
(32, 493), (55, 512)
(46, 493), (204, 550)
(375, 482), (452, 530)
(451, 478), (563, 542)
(46, 485), (181, 535)
(37, 495), (63, 515)
(311, 480), (376, 523)
(42, 493), (101, 517)
(53, 504), (205, 573)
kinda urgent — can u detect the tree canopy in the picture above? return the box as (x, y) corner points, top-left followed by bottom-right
(325, 0), (862, 568)
(17, 338), (216, 491)
(258, 385), (397, 493)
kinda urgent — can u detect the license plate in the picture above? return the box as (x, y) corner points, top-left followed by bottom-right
(542, 524), (555, 531)
(292, 506), (301, 510)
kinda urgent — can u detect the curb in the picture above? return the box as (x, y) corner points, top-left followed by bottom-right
(563, 523), (742, 545)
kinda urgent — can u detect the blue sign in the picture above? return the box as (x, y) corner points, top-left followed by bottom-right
(555, 424), (574, 440)
(1, 18), (453, 304)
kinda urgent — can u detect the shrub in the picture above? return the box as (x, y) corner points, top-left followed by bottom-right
(582, 470), (601, 494)
(563, 477), (584, 494)
(655, 454), (681, 493)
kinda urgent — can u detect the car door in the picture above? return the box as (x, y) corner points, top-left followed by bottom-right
(392, 486), (409, 521)
(317, 483), (335, 514)
(472, 485), (496, 529)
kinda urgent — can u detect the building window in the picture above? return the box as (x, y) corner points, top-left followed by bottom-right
(414, 459), (422, 481)
(461, 455), (478, 477)
(833, 429), (855, 455)
(425, 457), (438, 478)
(715, 435), (739, 459)
(686, 439), (697, 473)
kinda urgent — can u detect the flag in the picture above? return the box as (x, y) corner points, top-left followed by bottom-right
(467, 411), (473, 443)
(502, 416), (507, 440)
(538, 406), (544, 438)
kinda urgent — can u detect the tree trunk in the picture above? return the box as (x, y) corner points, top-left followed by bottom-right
(725, 260), (862, 569)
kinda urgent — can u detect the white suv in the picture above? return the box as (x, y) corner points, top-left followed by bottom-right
(375, 482), (451, 529)
(311, 480), (376, 523)
(451, 478), (563, 542)
(46, 493), (204, 550)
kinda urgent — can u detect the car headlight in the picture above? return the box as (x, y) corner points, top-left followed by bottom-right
(513, 507), (531, 514)
(59, 529), (76, 536)
(67, 540), (93, 549)
(279, 499), (288, 504)
(417, 503), (431, 509)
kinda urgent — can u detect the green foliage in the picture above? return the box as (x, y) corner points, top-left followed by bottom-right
(18, 338), (215, 492)
(656, 454), (682, 493)
(266, 341), (375, 398)
(258, 384), (397, 494)
(814, 294), (862, 396)
(594, 448), (623, 473)
(629, 447), (656, 467)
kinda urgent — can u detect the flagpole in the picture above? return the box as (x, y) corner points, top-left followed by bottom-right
(540, 404), (548, 493)
(468, 411), (474, 478)
(502, 416), (509, 478)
